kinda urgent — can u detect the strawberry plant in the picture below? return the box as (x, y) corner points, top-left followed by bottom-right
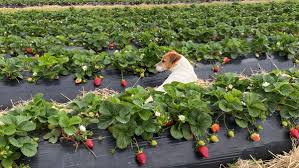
(1, 69), (299, 166)
(0, 56), (25, 80)
(155, 82), (213, 140)
(0, 2), (298, 82)
(72, 51), (110, 82)
(29, 53), (69, 82)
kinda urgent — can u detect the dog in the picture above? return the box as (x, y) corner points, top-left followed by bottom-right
(155, 50), (198, 92)
(146, 50), (198, 102)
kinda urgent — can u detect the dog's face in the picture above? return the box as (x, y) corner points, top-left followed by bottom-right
(155, 50), (182, 72)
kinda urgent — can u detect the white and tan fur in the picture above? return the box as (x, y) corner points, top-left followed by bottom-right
(155, 50), (198, 92)
(146, 50), (198, 102)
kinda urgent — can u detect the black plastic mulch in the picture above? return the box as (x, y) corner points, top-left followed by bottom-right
(1, 55), (296, 168)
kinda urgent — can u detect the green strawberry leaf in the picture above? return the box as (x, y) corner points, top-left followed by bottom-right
(170, 124), (183, 139)
(21, 143), (38, 157)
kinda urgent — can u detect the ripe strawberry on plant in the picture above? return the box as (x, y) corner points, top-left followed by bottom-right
(163, 121), (175, 127)
(250, 133), (261, 142)
(84, 139), (94, 149)
(211, 123), (220, 133)
(121, 79), (127, 88)
(223, 57), (231, 64)
(290, 128), (299, 139)
(26, 48), (33, 54)
(136, 150), (147, 166)
(212, 65), (220, 73)
(196, 146), (209, 158)
(94, 76), (103, 87)
(210, 135), (219, 143)
(108, 42), (115, 49)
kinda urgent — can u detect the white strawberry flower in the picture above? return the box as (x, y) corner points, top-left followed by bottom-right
(155, 111), (161, 117)
(178, 115), (186, 123)
(262, 82), (270, 87)
(241, 101), (246, 106)
(82, 65), (88, 71)
(228, 84), (233, 89)
(33, 72), (37, 76)
(79, 125), (86, 132)
(115, 50), (119, 53)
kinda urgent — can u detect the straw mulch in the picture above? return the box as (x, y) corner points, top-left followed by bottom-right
(222, 141), (299, 168)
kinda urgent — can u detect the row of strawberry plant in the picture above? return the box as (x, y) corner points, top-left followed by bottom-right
(0, 0), (238, 6)
(1, 31), (298, 82)
(1, 68), (299, 167)
(1, 3), (298, 54)
(0, 2), (298, 82)
(2, 20), (298, 56)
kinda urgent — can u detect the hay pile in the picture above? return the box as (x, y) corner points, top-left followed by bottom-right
(223, 142), (299, 168)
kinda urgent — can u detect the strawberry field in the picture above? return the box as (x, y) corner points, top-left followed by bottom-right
(0, 1), (299, 168)
(0, 2), (299, 83)
(0, 0), (239, 6)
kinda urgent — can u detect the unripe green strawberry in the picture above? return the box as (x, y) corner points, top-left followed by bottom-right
(281, 121), (288, 127)
(256, 125), (263, 131)
(210, 135), (219, 143)
(227, 130), (235, 138)
(150, 140), (158, 147)
(27, 77), (33, 83)
(197, 140), (205, 146)
(48, 124), (56, 129)
(33, 137), (39, 142)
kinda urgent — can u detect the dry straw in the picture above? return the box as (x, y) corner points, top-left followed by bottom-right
(222, 141), (299, 168)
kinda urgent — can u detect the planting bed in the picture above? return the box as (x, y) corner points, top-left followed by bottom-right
(0, 0), (241, 7)
(1, 1), (299, 168)
(0, 1), (299, 83)
(0, 55), (298, 168)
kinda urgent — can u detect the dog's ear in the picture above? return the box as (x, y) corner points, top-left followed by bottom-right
(169, 52), (181, 64)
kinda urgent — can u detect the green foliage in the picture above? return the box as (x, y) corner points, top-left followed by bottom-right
(2, 69), (299, 166)
(0, 2), (299, 81)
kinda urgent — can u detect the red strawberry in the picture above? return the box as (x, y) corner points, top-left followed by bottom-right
(136, 151), (147, 166)
(121, 79), (127, 88)
(26, 48), (33, 54)
(196, 146), (209, 158)
(212, 66), (220, 73)
(211, 123), (220, 133)
(108, 42), (115, 49)
(250, 133), (261, 142)
(223, 57), (231, 64)
(84, 139), (94, 149)
(163, 121), (175, 127)
(94, 76), (103, 87)
(290, 128), (299, 139)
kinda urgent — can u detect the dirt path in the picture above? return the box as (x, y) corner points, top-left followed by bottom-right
(0, 0), (285, 13)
